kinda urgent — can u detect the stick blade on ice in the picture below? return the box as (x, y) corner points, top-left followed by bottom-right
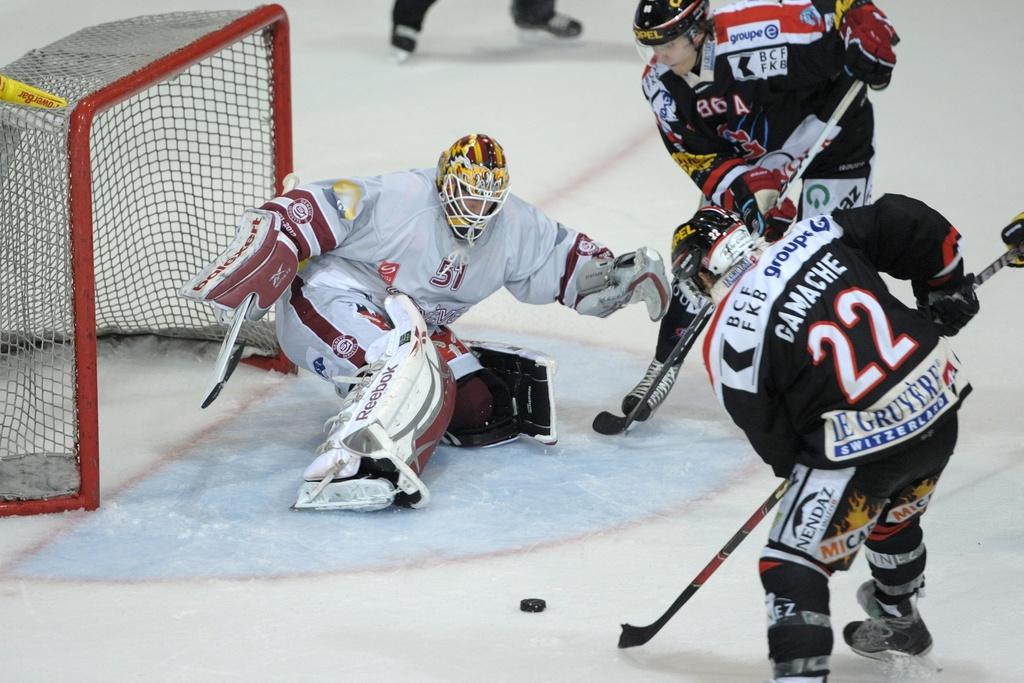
(618, 623), (655, 649)
(592, 411), (629, 435)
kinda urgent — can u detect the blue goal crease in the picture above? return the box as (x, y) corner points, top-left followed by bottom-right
(10, 330), (749, 581)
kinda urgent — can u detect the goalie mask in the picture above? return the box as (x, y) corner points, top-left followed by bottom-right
(671, 205), (755, 307)
(436, 133), (510, 245)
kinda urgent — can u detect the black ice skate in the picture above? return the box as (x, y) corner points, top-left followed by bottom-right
(843, 581), (933, 660)
(390, 24), (418, 63)
(514, 12), (582, 38)
(621, 359), (679, 421)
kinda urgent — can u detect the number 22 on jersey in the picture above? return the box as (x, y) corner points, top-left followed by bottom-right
(807, 288), (919, 404)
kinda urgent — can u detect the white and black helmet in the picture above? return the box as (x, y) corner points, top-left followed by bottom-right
(671, 205), (756, 306)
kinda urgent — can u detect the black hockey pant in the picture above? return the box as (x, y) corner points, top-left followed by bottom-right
(758, 416), (957, 679)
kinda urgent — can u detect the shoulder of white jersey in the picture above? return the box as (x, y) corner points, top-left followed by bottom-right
(358, 168), (443, 232)
(321, 175), (377, 223)
(712, 0), (827, 56)
(486, 193), (560, 261)
(376, 167), (437, 205)
(493, 192), (557, 231)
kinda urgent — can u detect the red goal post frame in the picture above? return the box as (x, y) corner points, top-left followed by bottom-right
(0, 5), (294, 517)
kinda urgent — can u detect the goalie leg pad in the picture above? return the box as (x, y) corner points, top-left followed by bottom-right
(443, 341), (557, 447)
(293, 295), (456, 511)
(443, 370), (520, 448)
(429, 325), (483, 380)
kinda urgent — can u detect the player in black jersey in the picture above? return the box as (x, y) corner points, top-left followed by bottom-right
(668, 195), (979, 681)
(623, 0), (899, 420)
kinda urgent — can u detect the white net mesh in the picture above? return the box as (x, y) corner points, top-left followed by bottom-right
(0, 10), (285, 506)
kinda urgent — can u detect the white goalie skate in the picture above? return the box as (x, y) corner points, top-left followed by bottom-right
(292, 294), (456, 512)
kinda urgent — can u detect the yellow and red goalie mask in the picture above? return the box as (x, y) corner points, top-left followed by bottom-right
(435, 133), (510, 244)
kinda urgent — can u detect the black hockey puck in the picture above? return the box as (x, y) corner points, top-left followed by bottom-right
(520, 598), (546, 613)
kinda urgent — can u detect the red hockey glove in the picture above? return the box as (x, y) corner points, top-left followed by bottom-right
(839, 2), (899, 90)
(763, 197), (797, 242)
(180, 209), (299, 321)
(1001, 212), (1024, 267)
(724, 167), (790, 238)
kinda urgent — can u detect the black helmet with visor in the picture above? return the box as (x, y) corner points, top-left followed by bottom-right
(633, 0), (710, 47)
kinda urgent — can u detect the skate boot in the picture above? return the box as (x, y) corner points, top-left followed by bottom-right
(621, 359), (679, 421)
(843, 580), (933, 660)
(390, 24), (418, 63)
(513, 12), (582, 38)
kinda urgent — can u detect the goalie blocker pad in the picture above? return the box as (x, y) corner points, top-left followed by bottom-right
(180, 208), (298, 321)
(443, 341), (557, 448)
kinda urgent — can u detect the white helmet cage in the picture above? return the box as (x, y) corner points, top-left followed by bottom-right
(436, 134), (511, 245)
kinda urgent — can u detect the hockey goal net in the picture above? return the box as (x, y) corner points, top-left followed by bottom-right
(0, 6), (292, 516)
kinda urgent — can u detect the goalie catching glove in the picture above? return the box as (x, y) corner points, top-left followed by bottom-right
(575, 246), (670, 321)
(180, 208), (298, 321)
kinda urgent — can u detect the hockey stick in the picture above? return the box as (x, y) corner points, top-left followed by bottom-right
(615, 228), (1022, 647)
(974, 243), (1024, 287)
(593, 301), (712, 435)
(200, 292), (256, 409)
(593, 80), (865, 435)
(778, 78), (864, 205)
(618, 476), (792, 648)
(199, 174), (300, 409)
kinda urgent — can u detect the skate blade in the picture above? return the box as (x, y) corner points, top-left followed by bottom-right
(515, 29), (583, 46)
(850, 646), (941, 675)
(291, 479), (395, 512)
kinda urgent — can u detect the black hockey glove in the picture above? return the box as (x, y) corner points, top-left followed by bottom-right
(838, 1), (900, 90)
(922, 276), (980, 337)
(1001, 212), (1024, 267)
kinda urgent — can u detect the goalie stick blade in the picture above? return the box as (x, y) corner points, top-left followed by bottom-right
(592, 411), (629, 436)
(200, 292), (256, 409)
(201, 383), (224, 410)
(200, 342), (245, 409)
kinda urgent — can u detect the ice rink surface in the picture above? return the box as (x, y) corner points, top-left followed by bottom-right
(2, 1), (1022, 681)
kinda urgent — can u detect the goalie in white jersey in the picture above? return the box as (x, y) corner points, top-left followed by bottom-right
(183, 133), (670, 511)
